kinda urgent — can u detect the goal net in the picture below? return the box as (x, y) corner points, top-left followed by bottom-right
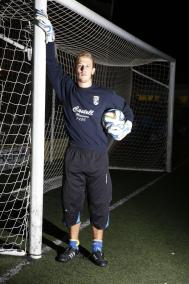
(0, 0), (175, 255)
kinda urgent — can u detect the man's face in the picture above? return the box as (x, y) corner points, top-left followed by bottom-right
(76, 56), (95, 84)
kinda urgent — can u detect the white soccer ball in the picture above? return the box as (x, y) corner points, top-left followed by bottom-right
(102, 108), (125, 131)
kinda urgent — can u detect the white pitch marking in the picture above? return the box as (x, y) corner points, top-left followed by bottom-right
(1, 159), (188, 284)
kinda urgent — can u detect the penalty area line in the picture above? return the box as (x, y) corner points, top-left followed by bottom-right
(110, 173), (166, 211)
(0, 172), (166, 284)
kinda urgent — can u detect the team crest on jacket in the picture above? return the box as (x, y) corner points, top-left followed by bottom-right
(93, 96), (99, 105)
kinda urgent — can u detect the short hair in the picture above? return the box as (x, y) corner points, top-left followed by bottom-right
(75, 51), (95, 68)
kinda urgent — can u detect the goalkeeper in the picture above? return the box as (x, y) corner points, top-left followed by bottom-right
(35, 10), (134, 267)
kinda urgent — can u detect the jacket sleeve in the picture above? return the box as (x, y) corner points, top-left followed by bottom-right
(111, 91), (134, 122)
(46, 42), (72, 103)
(122, 102), (134, 123)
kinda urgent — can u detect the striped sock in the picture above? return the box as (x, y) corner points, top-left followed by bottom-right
(92, 239), (103, 253)
(69, 239), (80, 250)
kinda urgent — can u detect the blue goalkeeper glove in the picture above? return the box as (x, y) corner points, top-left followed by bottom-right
(34, 9), (55, 43)
(107, 120), (132, 141)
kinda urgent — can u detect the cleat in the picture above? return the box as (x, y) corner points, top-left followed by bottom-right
(57, 247), (79, 263)
(90, 251), (108, 267)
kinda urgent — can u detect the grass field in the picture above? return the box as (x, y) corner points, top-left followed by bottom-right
(0, 137), (189, 284)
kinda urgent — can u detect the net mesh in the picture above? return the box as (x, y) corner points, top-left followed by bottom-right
(0, 17), (31, 254)
(0, 0), (173, 255)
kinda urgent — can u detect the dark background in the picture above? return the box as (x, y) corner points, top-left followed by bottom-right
(77, 0), (188, 85)
(77, 0), (189, 138)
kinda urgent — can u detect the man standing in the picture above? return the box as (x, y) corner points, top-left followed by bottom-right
(35, 10), (133, 267)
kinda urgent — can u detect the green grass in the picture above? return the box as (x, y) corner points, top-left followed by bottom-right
(1, 158), (189, 284)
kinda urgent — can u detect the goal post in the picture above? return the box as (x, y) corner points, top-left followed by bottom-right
(166, 61), (176, 172)
(29, 0), (47, 259)
(0, 0), (175, 257)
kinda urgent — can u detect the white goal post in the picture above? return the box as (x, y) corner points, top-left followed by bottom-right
(0, 0), (175, 257)
(29, 0), (47, 259)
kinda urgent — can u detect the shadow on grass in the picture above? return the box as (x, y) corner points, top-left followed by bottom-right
(42, 218), (91, 261)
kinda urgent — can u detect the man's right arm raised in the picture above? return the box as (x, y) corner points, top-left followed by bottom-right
(34, 9), (68, 103)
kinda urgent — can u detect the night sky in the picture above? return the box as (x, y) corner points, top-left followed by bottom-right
(78, 0), (188, 85)
(112, 1), (188, 85)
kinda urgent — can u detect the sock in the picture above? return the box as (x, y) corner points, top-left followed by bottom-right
(69, 239), (79, 250)
(92, 239), (103, 253)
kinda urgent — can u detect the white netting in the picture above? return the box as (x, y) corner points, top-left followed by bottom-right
(0, 17), (31, 255)
(0, 0), (175, 255)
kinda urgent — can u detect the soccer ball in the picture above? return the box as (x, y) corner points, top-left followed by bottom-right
(102, 109), (125, 131)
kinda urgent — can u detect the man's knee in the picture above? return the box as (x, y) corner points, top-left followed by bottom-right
(90, 208), (110, 229)
(63, 209), (81, 227)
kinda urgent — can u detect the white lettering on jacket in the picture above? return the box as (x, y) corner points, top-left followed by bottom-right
(73, 106), (94, 116)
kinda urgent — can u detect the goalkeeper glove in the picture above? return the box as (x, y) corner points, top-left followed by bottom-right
(34, 9), (55, 43)
(108, 120), (132, 141)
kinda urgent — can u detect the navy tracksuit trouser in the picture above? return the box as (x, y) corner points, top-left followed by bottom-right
(62, 146), (112, 229)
